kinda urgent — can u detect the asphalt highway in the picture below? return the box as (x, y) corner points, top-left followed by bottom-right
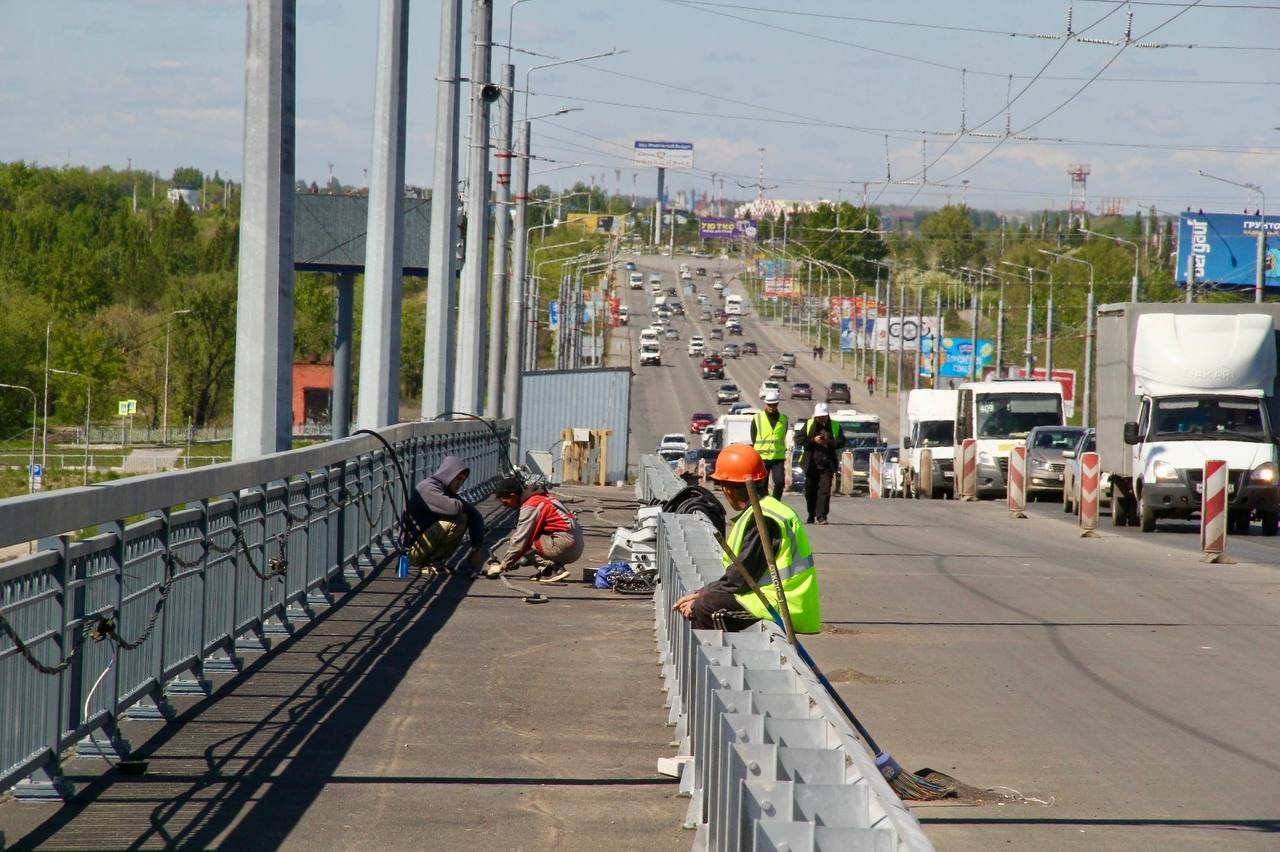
(622, 252), (1280, 851)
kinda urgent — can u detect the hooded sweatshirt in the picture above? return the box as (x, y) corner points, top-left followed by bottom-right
(400, 455), (485, 549)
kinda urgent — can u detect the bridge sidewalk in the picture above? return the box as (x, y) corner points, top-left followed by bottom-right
(1, 486), (686, 851)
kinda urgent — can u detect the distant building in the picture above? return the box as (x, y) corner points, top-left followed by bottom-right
(167, 187), (200, 210)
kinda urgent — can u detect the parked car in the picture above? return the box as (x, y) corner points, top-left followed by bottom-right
(758, 379), (781, 399)
(723, 342), (740, 359)
(689, 412), (716, 434)
(790, 382), (812, 400)
(768, 363), (788, 380)
(701, 356), (725, 380)
(742, 341), (759, 356)
(780, 352), (797, 367)
(1025, 426), (1087, 501)
(1062, 429), (1112, 515)
(826, 382), (852, 404)
(717, 382), (740, 404)
(656, 433), (689, 453)
(688, 336), (705, 357)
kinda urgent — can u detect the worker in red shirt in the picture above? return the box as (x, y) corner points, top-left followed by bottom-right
(484, 475), (584, 583)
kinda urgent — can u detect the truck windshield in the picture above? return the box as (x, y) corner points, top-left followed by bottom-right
(1152, 397), (1269, 442)
(916, 421), (954, 447)
(975, 394), (1062, 439)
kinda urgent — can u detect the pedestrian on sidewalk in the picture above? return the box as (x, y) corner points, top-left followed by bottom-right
(800, 403), (842, 525)
(400, 455), (487, 574)
(670, 444), (821, 632)
(751, 390), (789, 499)
(484, 475), (584, 583)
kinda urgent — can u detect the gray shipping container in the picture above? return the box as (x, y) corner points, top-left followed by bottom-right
(1094, 302), (1280, 479)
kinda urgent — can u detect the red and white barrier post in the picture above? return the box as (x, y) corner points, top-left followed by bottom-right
(839, 449), (854, 496)
(1200, 459), (1233, 563)
(675, 455), (687, 477)
(868, 451), (883, 499)
(1079, 451), (1100, 537)
(1007, 445), (1027, 518)
(696, 458), (707, 486)
(959, 439), (977, 500)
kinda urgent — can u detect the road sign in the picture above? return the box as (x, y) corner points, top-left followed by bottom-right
(633, 141), (694, 168)
(548, 300), (559, 330)
(31, 463), (42, 477)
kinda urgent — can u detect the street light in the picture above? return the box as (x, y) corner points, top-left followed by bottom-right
(163, 309), (192, 444)
(50, 368), (91, 485)
(0, 383), (37, 494)
(1079, 228), (1140, 302)
(1197, 169), (1268, 304)
(522, 48), (623, 123)
(1039, 250), (1094, 428)
(960, 266), (987, 381)
(1000, 261), (1037, 375)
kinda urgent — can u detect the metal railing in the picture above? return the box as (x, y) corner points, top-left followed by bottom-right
(0, 419), (509, 799)
(644, 454), (933, 851)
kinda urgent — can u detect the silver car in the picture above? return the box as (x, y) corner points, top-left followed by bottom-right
(1025, 426), (1086, 500)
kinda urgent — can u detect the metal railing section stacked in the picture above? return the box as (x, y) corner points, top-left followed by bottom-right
(654, 511), (934, 852)
(0, 419), (509, 800)
(637, 453), (688, 504)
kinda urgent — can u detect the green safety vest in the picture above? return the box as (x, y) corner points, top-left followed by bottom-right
(803, 419), (842, 443)
(726, 495), (821, 634)
(752, 411), (789, 461)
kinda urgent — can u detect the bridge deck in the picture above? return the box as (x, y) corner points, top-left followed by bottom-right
(1, 487), (686, 851)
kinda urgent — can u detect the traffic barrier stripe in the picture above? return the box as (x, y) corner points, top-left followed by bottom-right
(1079, 451), (1100, 532)
(1007, 446), (1026, 514)
(1201, 459), (1228, 555)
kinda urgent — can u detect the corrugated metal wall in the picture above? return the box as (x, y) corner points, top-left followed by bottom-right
(519, 368), (632, 484)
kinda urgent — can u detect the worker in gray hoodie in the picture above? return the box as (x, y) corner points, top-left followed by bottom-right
(400, 455), (486, 573)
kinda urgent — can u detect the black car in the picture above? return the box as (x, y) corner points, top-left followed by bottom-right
(695, 267), (707, 277)
(670, 301), (685, 315)
(742, 341), (759, 355)
(827, 382), (851, 404)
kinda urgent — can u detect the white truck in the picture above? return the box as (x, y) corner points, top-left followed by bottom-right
(954, 380), (1065, 498)
(830, 409), (881, 449)
(1095, 303), (1280, 534)
(899, 389), (958, 498)
(703, 413), (755, 450)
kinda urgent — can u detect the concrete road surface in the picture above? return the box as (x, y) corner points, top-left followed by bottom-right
(623, 252), (1280, 851)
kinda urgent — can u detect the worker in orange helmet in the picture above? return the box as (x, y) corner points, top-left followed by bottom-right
(671, 444), (821, 632)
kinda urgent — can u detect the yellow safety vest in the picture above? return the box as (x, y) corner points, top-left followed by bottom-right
(726, 495), (821, 634)
(752, 411), (788, 461)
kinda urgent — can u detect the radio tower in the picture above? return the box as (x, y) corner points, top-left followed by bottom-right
(1068, 164), (1091, 228)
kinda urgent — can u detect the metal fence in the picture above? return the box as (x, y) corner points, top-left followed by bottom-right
(642, 455), (933, 851)
(0, 419), (509, 799)
(519, 367), (632, 484)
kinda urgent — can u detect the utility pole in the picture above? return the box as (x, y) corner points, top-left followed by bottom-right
(456, 0), (494, 415)
(358, 0), (409, 429)
(487, 62), (515, 418)
(423, 0), (463, 419)
(504, 120), (530, 422)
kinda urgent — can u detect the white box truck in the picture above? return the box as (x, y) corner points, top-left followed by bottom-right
(703, 413), (755, 450)
(954, 380), (1065, 498)
(899, 389), (958, 498)
(1095, 303), (1280, 534)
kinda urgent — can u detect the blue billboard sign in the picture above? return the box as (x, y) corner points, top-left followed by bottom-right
(1176, 211), (1279, 288)
(548, 300), (558, 330)
(921, 337), (994, 379)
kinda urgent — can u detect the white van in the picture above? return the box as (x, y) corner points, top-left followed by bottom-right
(628, 271), (644, 290)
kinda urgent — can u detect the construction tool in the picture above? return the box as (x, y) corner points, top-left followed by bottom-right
(712, 526), (952, 802)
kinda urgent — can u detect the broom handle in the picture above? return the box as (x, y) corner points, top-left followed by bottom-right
(712, 529), (884, 757)
(742, 477), (797, 646)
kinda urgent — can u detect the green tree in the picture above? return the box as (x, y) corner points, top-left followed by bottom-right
(171, 166), (203, 190)
(920, 205), (984, 271)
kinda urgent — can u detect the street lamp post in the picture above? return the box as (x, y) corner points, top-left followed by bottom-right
(163, 309), (192, 444)
(50, 368), (91, 485)
(1080, 228), (1140, 302)
(522, 49), (622, 123)
(0, 383), (37, 493)
(1039, 250), (1094, 427)
(1198, 170), (1267, 304)
(960, 267), (986, 381)
(1000, 262), (1036, 376)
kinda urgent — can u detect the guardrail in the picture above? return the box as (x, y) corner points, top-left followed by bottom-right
(637, 453), (688, 504)
(0, 419), (509, 800)
(650, 472), (933, 850)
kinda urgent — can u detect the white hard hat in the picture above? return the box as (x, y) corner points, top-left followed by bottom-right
(813, 402), (829, 417)
(763, 390), (780, 404)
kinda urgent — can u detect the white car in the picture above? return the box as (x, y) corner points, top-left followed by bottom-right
(713, 280), (725, 291)
(758, 379), (780, 399)
(656, 433), (689, 453)
(688, 336), (705, 357)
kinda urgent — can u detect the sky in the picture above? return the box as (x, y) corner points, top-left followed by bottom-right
(2, 0), (1277, 216)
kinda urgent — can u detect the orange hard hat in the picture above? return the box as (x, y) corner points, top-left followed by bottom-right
(710, 443), (767, 483)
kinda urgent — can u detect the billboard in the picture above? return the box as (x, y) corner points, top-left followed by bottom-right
(871, 315), (942, 352)
(920, 337), (994, 379)
(827, 296), (878, 325)
(699, 217), (756, 240)
(633, 140), (694, 168)
(763, 276), (797, 298)
(1176, 211), (1280, 288)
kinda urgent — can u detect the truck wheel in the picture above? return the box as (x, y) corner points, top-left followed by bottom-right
(1140, 499), (1157, 533)
(1110, 485), (1127, 526)
(1260, 511), (1279, 537)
